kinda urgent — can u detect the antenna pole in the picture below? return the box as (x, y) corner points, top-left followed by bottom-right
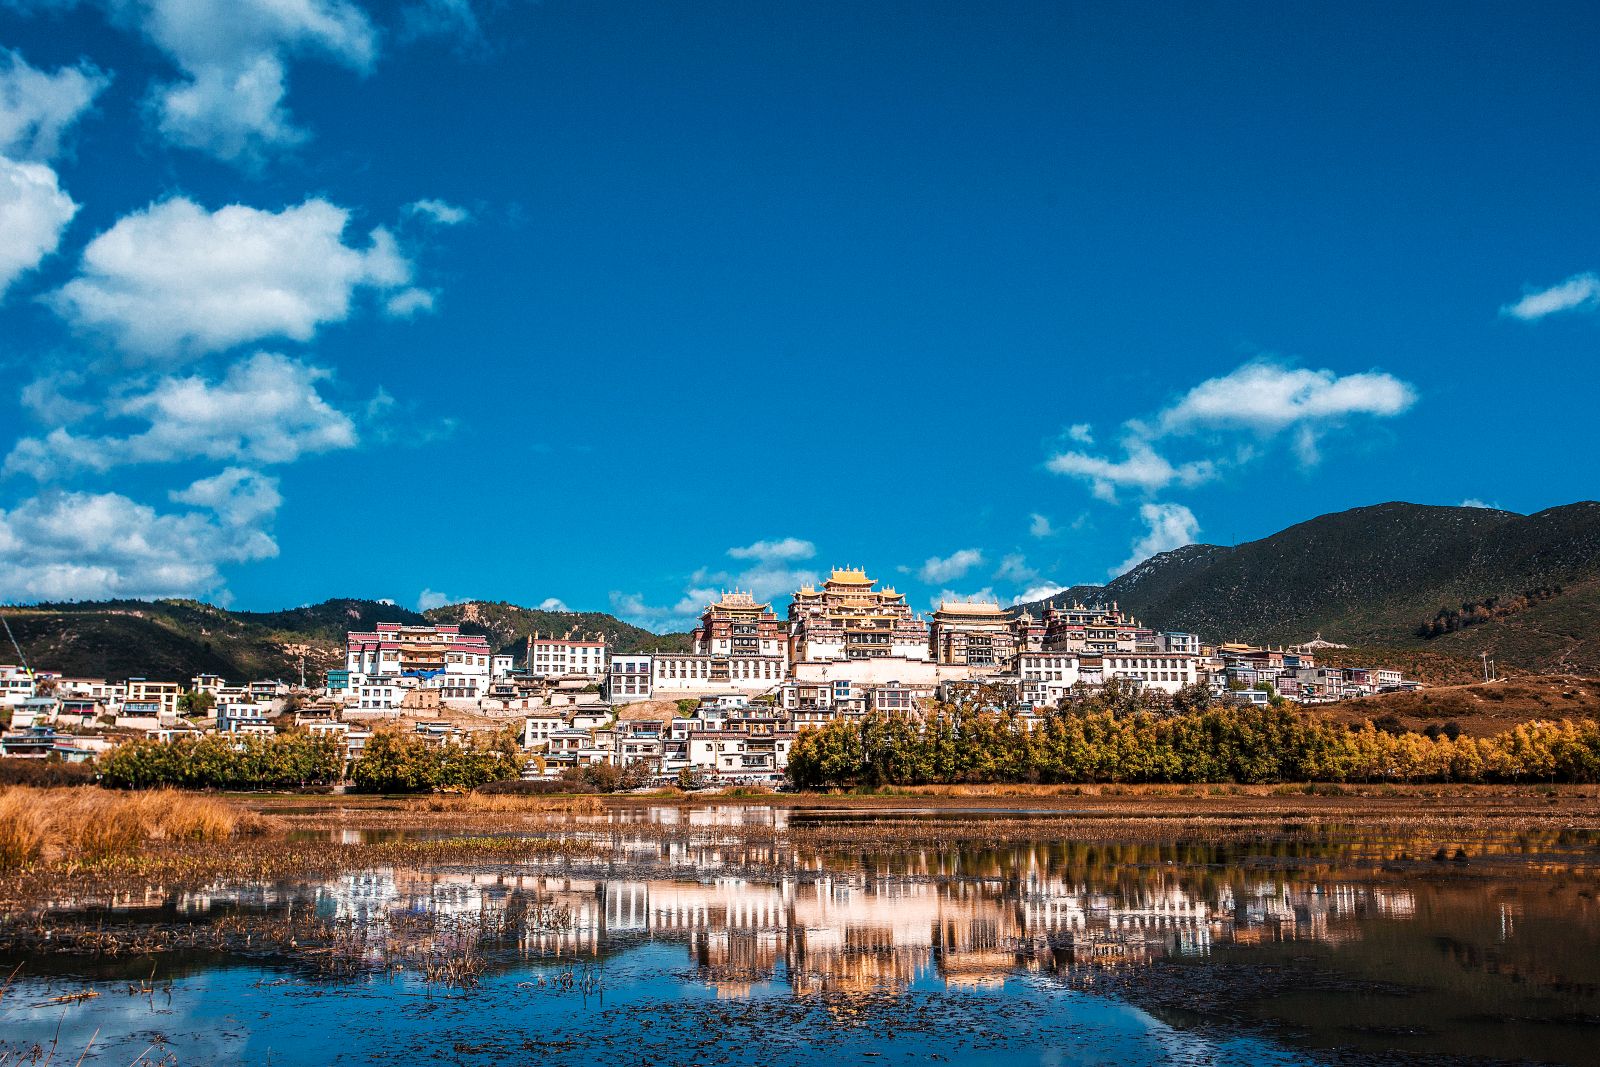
(0, 609), (32, 681)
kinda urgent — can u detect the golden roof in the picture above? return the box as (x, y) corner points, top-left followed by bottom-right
(936, 600), (1005, 616)
(826, 567), (874, 585)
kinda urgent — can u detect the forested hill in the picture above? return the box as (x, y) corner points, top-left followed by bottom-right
(0, 597), (691, 682)
(1018, 501), (1600, 674)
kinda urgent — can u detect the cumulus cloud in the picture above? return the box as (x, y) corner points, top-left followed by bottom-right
(1501, 271), (1600, 321)
(18, 371), (93, 424)
(1010, 583), (1070, 607)
(0, 49), (109, 160)
(50, 196), (415, 358)
(416, 588), (462, 612)
(1114, 502), (1200, 576)
(727, 537), (816, 562)
(1028, 513), (1054, 539)
(1047, 359), (1416, 502)
(1066, 422), (1093, 444)
(612, 537), (823, 630)
(384, 286), (435, 317)
(994, 552), (1037, 584)
(1152, 362), (1417, 437)
(537, 597), (569, 612)
(400, 0), (485, 51)
(118, 0), (377, 164)
(0, 488), (277, 601)
(168, 466), (281, 525)
(5, 352), (358, 478)
(0, 156), (76, 298)
(406, 198), (470, 226)
(919, 548), (983, 584)
(608, 590), (675, 630)
(1047, 440), (1216, 503)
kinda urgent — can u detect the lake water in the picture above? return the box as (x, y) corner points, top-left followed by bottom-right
(3, 804), (1598, 1066)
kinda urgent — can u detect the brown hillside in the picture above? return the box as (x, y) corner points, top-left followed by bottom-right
(1308, 676), (1600, 737)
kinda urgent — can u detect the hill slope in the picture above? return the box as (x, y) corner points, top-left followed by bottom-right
(1, 597), (690, 682)
(421, 601), (693, 657)
(1020, 502), (1600, 673)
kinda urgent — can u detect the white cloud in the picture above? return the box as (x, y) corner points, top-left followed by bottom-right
(1113, 502), (1200, 576)
(1046, 440), (1215, 503)
(5, 352), (358, 478)
(18, 371), (93, 424)
(1153, 362), (1416, 437)
(994, 552), (1037, 584)
(537, 597), (569, 612)
(416, 588), (461, 612)
(0, 488), (277, 601)
(169, 466), (281, 525)
(1028, 513), (1054, 538)
(0, 52), (104, 301)
(0, 49), (108, 160)
(1502, 272), (1600, 321)
(0, 156), (76, 298)
(1460, 498), (1501, 510)
(1047, 359), (1415, 502)
(727, 537), (816, 562)
(1066, 422), (1093, 444)
(919, 548), (983, 584)
(50, 196), (414, 358)
(931, 587), (996, 610)
(384, 286), (434, 317)
(123, 0), (377, 164)
(400, 0), (484, 48)
(1010, 583), (1070, 607)
(609, 590), (674, 629)
(406, 198), (470, 226)
(612, 540), (823, 631)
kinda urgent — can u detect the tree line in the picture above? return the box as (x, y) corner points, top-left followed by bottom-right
(1415, 586), (1562, 639)
(98, 727), (524, 792)
(785, 701), (1600, 788)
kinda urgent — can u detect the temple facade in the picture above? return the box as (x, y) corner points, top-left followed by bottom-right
(692, 591), (786, 662)
(1040, 601), (1158, 654)
(788, 568), (929, 662)
(929, 600), (1018, 667)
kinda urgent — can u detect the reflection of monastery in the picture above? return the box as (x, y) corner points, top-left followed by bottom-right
(258, 851), (1421, 995)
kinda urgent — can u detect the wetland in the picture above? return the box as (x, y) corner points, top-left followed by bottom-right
(2, 787), (1599, 1065)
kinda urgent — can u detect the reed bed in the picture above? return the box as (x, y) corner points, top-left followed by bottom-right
(0, 786), (276, 870)
(405, 792), (606, 816)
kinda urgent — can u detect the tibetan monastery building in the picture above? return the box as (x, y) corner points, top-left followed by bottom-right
(788, 568), (930, 662)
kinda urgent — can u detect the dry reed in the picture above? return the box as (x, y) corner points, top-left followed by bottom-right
(0, 786), (276, 869)
(405, 792), (605, 815)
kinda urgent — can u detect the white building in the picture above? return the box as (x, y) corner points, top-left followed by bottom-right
(1100, 653), (1200, 694)
(355, 679), (404, 710)
(609, 654), (653, 704)
(650, 653), (784, 696)
(528, 630), (607, 679)
(1159, 632), (1201, 655)
(345, 622), (493, 701)
(0, 666), (35, 708)
(1017, 652), (1084, 707)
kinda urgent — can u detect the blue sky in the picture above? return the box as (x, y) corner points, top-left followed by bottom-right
(0, 1), (1596, 630)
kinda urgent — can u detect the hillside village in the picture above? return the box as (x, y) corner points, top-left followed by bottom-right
(1, 567), (1422, 784)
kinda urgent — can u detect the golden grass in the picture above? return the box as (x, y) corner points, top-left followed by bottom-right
(404, 792), (606, 815)
(0, 786), (276, 869)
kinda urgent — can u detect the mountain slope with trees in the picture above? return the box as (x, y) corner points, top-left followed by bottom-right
(1019, 502), (1600, 674)
(0, 597), (690, 682)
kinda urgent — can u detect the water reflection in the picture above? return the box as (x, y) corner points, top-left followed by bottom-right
(5, 806), (1600, 1065)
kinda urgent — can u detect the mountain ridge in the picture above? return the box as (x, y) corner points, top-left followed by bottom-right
(1019, 501), (1600, 674)
(0, 597), (691, 683)
(4, 501), (1598, 682)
